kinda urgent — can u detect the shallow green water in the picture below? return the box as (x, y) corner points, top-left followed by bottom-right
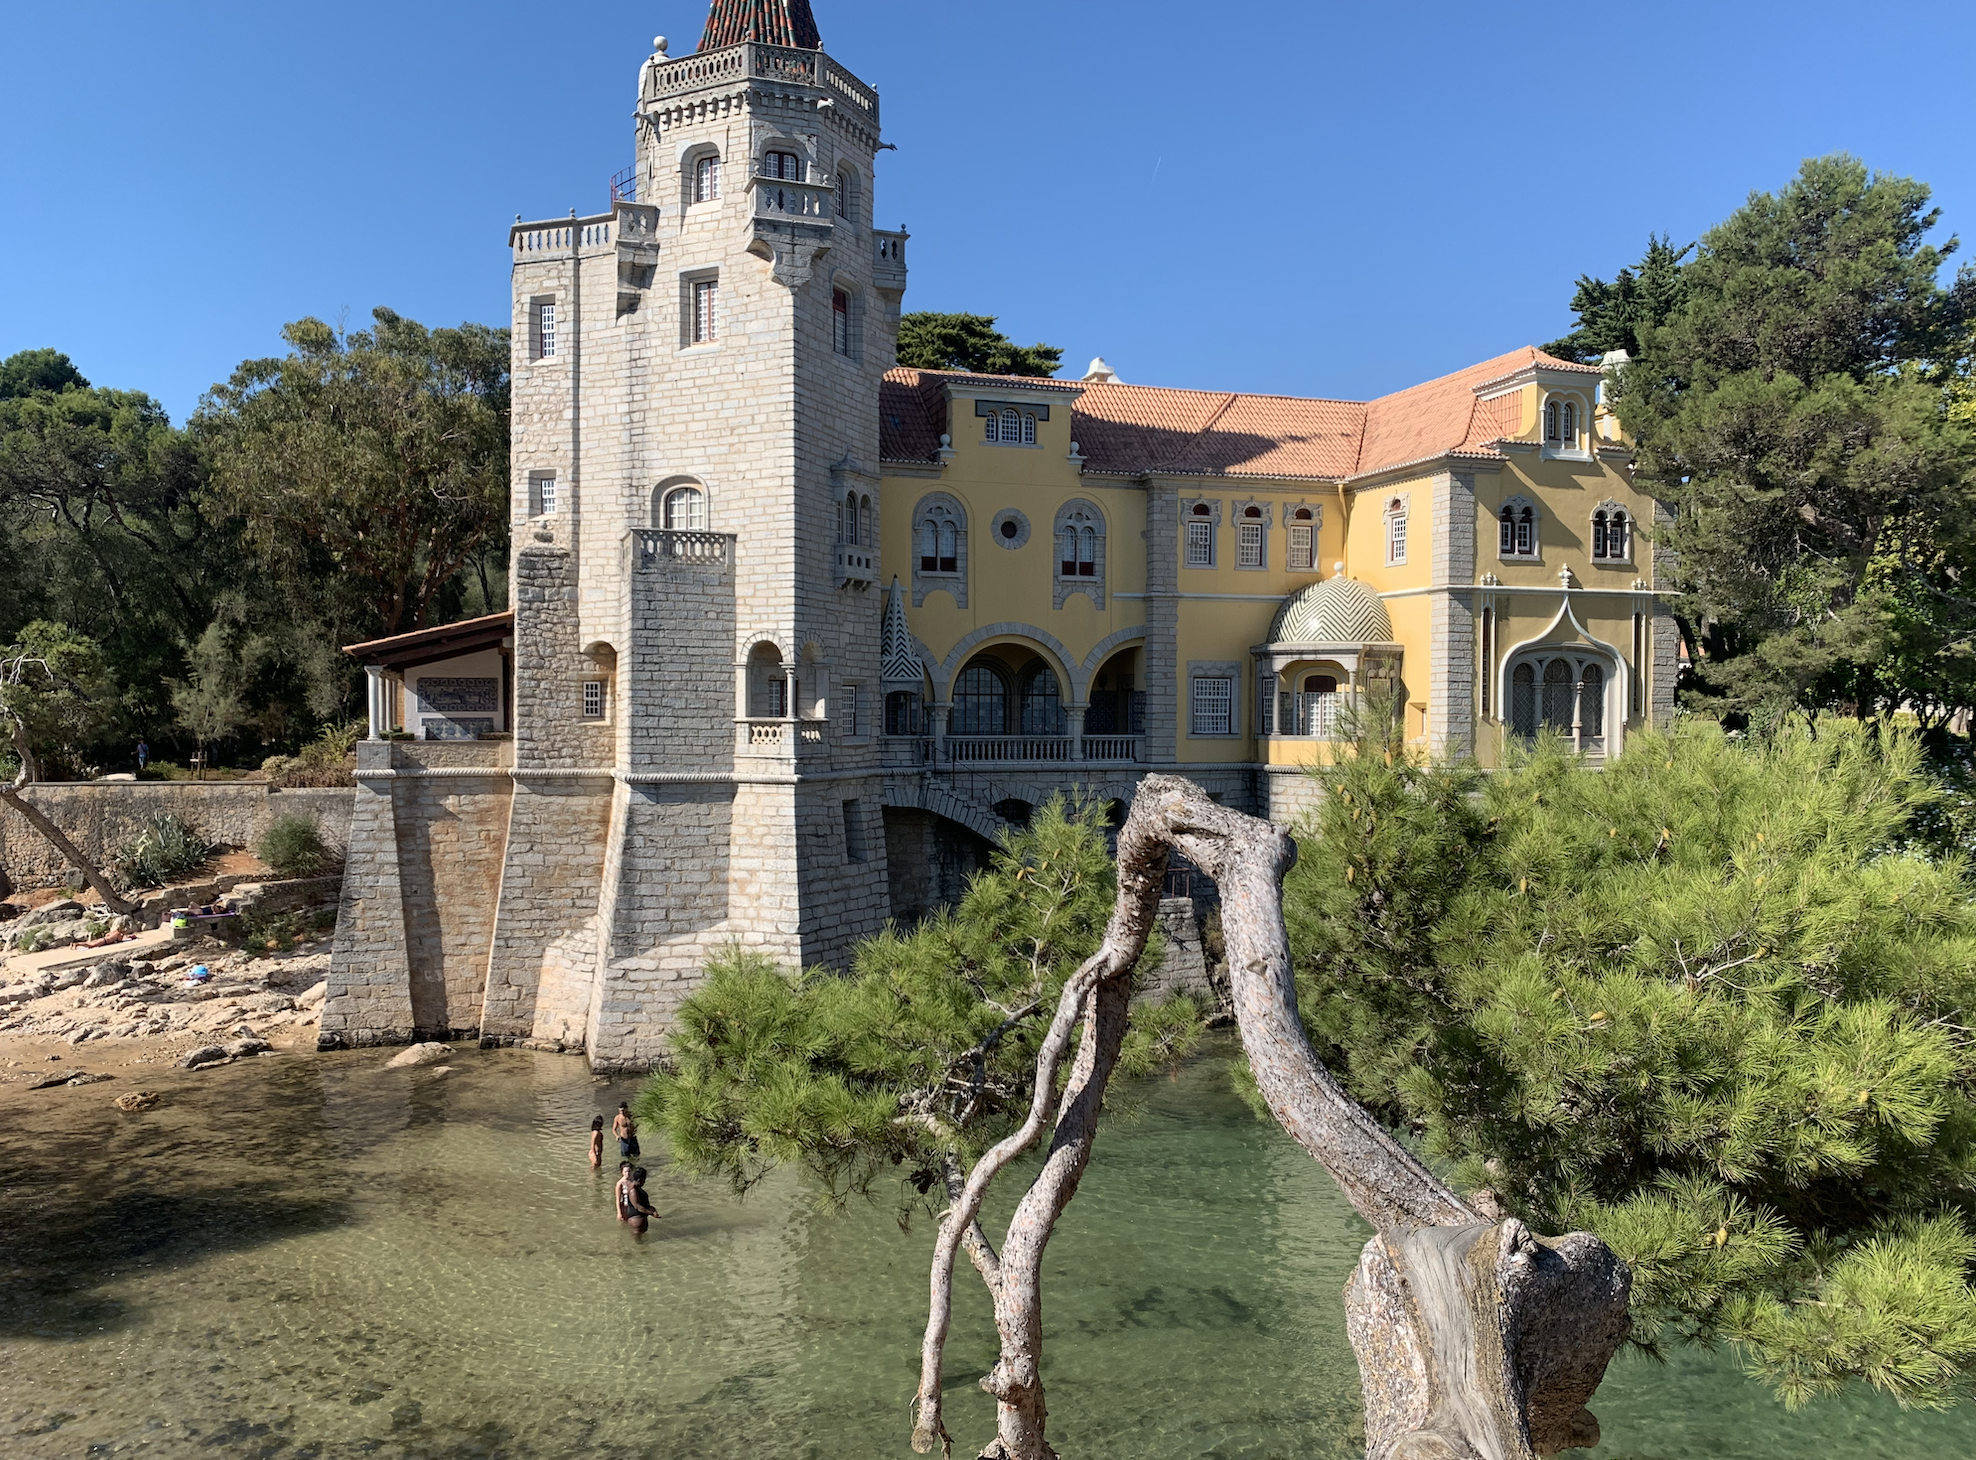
(3, 1045), (1972, 1459)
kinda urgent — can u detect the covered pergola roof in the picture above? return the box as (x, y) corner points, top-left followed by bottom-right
(343, 611), (513, 671)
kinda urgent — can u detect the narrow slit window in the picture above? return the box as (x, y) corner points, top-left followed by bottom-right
(536, 301), (557, 359)
(1562, 401), (1577, 443)
(1288, 508), (1316, 570)
(1385, 500), (1408, 565)
(842, 799), (868, 863)
(1545, 400), (1560, 441)
(692, 280), (719, 343)
(938, 520), (958, 573)
(833, 289), (851, 356)
(531, 473), (558, 517)
(1021, 413), (1036, 445)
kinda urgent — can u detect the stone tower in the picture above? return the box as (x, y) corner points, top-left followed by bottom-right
(488, 2), (905, 1071)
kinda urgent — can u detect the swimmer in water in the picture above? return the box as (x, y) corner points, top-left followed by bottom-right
(613, 1103), (640, 1161)
(588, 1115), (605, 1168)
(614, 1161), (635, 1223)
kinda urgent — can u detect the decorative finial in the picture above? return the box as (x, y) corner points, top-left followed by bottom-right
(653, 35), (668, 53)
(1333, 561), (1345, 578)
(1558, 565), (1574, 588)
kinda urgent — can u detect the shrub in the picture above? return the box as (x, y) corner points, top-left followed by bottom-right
(110, 812), (211, 889)
(262, 723), (360, 788)
(255, 814), (330, 879)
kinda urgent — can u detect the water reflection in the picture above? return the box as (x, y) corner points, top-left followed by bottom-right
(0, 1044), (1971, 1459)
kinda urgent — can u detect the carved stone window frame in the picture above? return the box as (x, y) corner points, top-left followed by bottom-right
(1497, 494), (1541, 561)
(1181, 496), (1222, 571)
(1232, 499), (1274, 572)
(912, 491), (969, 608)
(1590, 497), (1634, 565)
(1383, 492), (1410, 567)
(1053, 499), (1107, 610)
(1283, 500), (1322, 573)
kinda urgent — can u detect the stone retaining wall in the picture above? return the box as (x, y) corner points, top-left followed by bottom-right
(0, 783), (353, 895)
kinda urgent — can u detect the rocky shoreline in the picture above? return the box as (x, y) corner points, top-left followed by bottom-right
(0, 939), (329, 1092)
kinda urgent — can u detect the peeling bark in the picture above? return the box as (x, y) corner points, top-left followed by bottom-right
(914, 775), (1629, 1460)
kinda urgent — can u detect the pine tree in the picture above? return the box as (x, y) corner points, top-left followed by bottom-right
(1286, 721), (1976, 1409)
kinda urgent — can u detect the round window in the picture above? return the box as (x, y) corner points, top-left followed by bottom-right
(1000, 519), (1019, 539)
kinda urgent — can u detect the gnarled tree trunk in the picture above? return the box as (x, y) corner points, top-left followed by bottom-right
(913, 775), (1630, 1460)
(2, 717), (133, 915)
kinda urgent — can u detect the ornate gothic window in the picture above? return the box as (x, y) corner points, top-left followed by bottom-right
(1592, 506), (1630, 561)
(660, 484), (707, 531)
(1499, 500), (1537, 558)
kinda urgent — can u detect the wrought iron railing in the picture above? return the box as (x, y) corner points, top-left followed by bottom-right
(609, 165), (637, 204)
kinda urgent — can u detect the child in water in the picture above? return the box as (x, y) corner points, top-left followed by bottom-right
(588, 1116), (604, 1168)
(614, 1161), (635, 1223)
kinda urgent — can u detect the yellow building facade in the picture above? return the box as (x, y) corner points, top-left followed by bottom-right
(875, 347), (1672, 823)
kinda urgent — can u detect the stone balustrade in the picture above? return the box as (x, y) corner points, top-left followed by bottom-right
(634, 529), (734, 569)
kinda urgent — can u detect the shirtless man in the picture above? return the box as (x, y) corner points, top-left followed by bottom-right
(612, 1103), (640, 1161)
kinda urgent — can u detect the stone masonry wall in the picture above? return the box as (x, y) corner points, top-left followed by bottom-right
(392, 770), (513, 1037)
(323, 747), (414, 1049)
(480, 777), (613, 1044)
(0, 783), (352, 894)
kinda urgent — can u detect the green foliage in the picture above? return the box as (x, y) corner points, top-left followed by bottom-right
(260, 721), (361, 788)
(196, 308), (511, 637)
(895, 312), (1063, 378)
(1286, 722), (1976, 1407)
(0, 621), (117, 781)
(110, 812), (210, 889)
(0, 348), (89, 400)
(1543, 234), (1692, 363)
(637, 796), (1191, 1210)
(169, 618), (248, 753)
(254, 813), (330, 879)
(1610, 155), (1976, 727)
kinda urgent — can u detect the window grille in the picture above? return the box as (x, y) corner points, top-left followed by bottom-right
(692, 280), (719, 343)
(1499, 506), (1515, 556)
(531, 473), (557, 517)
(582, 681), (605, 719)
(844, 684), (861, 738)
(1238, 521), (1264, 568)
(694, 155), (721, 202)
(858, 495), (871, 547)
(1022, 412), (1036, 444)
(884, 691), (922, 736)
(954, 664), (1009, 735)
(536, 301), (557, 359)
(1385, 502), (1407, 565)
(1258, 675), (1275, 735)
(1562, 401), (1577, 442)
(764, 150), (801, 181)
(1480, 608), (1494, 716)
(1191, 677), (1234, 736)
(663, 485), (707, 530)
(1593, 508), (1628, 560)
(1545, 400), (1560, 441)
(833, 290), (851, 356)
(1185, 519), (1214, 568)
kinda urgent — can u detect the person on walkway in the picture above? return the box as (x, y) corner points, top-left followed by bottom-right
(588, 1115), (605, 1168)
(625, 1166), (658, 1238)
(613, 1103), (640, 1161)
(136, 739), (149, 772)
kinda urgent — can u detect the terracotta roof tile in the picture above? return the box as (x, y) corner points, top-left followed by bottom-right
(698, 0), (821, 51)
(880, 346), (1592, 481)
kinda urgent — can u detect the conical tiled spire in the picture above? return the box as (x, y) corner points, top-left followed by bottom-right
(881, 578), (923, 687)
(698, 0), (821, 51)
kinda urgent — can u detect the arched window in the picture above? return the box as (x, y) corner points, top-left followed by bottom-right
(1185, 501), (1215, 568)
(918, 504), (960, 573)
(1542, 659), (1574, 730)
(1017, 659), (1065, 736)
(1304, 674), (1338, 693)
(660, 484), (707, 531)
(1288, 506), (1317, 570)
(694, 154), (721, 203)
(1238, 504), (1266, 569)
(859, 494), (872, 547)
(884, 690), (922, 737)
(762, 150), (802, 181)
(1512, 663), (1537, 737)
(840, 491), (859, 544)
(1580, 662), (1604, 737)
(838, 167), (861, 224)
(747, 643), (787, 718)
(833, 289), (851, 356)
(1385, 497), (1408, 566)
(953, 663), (1009, 736)
(1562, 401), (1577, 443)
(1593, 507), (1629, 561)
(1499, 505), (1516, 556)
(1544, 400), (1560, 441)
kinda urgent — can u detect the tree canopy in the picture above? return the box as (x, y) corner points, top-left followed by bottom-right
(1285, 722), (1976, 1409)
(196, 307), (511, 638)
(637, 797), (1196, 1207)
(895, 312), (1063, 378)
(1543, 234), (1692, 363)
(1598, 155), (1976, 728)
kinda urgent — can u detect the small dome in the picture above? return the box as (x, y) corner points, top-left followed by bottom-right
(1267, 576), (1393, 644)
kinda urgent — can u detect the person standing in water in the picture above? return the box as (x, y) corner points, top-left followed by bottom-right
(614, 1161), (635, 1223)
(625, 1166), (658, 1238)
(588, 1115), (605, 1168)
(612, 1103), (640, 1161)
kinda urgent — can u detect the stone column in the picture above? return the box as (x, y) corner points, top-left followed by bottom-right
(1065, 705), (1086, 759)
(930, 702), (951, 763)
(365, 666), (388, 741)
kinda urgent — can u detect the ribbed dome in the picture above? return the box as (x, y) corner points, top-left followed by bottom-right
(1267, 577), (1393, 644)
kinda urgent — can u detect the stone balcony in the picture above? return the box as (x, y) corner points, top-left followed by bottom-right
(886, 735), (1145, 766)
(643, 42), (879, 131)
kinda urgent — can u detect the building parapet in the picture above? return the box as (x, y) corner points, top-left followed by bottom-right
(644, 42), (879, 129)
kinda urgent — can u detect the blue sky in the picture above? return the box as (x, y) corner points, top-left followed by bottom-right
(4, 1), (1971, 423)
